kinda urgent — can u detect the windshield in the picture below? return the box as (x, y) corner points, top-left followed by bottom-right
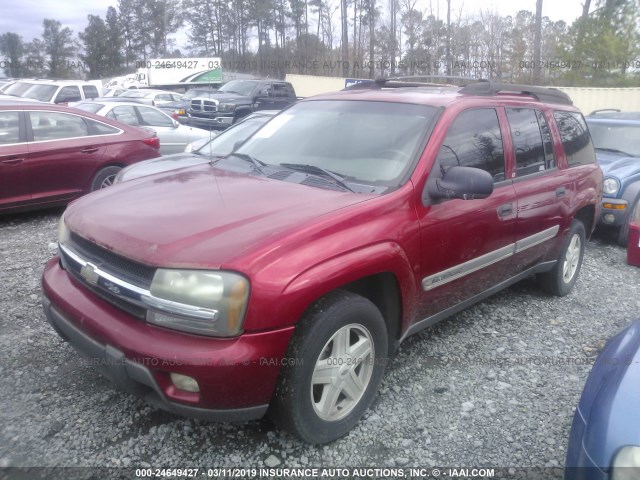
(198, 116), (274, 157)
(235, 100), (437, 190)
(4, 81), (37, 97)
(218, 80), (259, 96)
(22, 84), (58, 102)
(587, 121), (640, 158)
(74, 103), (104, 114)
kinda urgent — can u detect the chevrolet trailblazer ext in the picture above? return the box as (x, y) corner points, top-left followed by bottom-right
(42, 80), (602, 444)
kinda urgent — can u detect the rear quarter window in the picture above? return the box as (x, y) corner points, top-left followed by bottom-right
(553, 111), (596, 167)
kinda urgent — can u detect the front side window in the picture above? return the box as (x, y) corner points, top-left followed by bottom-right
(553, 111), (595, 167)
(436, 108), (505, 182)
(29, 111), (89, 141)
(0, 111), (20, 145)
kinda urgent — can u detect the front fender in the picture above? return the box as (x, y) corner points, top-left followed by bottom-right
(252, 242), (416, 335)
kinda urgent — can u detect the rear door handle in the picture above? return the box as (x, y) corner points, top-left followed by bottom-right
(80, 147), (99, 154)
(497, 203), (513, 218)
(556, 187), (566, 197)
(0, 156), (25, 166)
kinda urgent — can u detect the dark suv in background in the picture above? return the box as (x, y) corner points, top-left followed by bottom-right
(42, 79), (602, 444)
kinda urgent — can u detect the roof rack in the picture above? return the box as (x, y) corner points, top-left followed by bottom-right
(343, 76), (469, 90)
(459, 80), (572, 105)
(344, 77), (573, 105)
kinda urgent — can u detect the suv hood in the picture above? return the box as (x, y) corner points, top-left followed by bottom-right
(596, 151), (640, 178)
(64, 165), (372, 269)
(199, 92), (250, 103)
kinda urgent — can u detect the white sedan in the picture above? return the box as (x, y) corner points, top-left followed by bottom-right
(73, 101), (216, 155)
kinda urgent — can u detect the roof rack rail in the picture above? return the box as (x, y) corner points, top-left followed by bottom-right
(343, 76), (475, 90)
(459, 80), (572, 105)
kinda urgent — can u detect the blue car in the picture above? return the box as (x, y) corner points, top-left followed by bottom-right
(586, 111), (640, 245)
(565, 319), (640, 479)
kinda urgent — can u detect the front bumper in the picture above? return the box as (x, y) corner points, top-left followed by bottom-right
(600, 198), (629, 227)
(565, 407), (608, 480)
(41, 257), (294, 421)
(188, 113), (234, 129)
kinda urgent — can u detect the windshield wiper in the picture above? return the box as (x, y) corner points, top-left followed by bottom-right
(595, 147), (636, 157)
(225, 152), (267, 174)
(279, 163), (355, 192)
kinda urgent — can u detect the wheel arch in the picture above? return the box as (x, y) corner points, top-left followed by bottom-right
(276, 242), (415, 354)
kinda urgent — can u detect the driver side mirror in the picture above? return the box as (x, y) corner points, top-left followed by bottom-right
(427, 166), (494, 201)
(172, 119), (180, 128)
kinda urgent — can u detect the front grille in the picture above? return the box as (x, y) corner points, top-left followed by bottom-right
(59, 245), (147, 319)
(190, 99), (217, 113)
(69, 233), (155, 289)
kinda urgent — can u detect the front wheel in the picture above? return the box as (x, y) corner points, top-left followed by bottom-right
(537, 220), (586, 296)
(90, 166), (122, 191)
(270, 290), (388, 444)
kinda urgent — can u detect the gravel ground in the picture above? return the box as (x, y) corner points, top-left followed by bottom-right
(1, 208), (639, 477)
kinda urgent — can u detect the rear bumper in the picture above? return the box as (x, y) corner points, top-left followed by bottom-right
(41, 257), (294, 421)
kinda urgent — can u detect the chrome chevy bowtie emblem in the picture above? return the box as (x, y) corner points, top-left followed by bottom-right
(80, 263), (100, 286)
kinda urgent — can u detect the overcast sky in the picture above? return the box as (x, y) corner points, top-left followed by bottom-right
(0, 0), (585, 48)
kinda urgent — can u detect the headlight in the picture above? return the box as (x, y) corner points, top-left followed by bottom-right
(218, 103), (235, 113)
(57, 213), (70, 245)
(604, 177), (620, 196)
(612, 446), (640, 480)
(146, 269), (249, 337)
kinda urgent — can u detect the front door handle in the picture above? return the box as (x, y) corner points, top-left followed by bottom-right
(0, 156), (25, 166)
(497, 203), (513, 218)
(80, 147), (99, 154)
(556, 187), (566, 197)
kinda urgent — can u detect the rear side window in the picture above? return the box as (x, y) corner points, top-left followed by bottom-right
(82, 85), (100, 99)
(437, 108), (506, 182)
(85, 119), (120, 135)
(137, 106), (173, 127)
(507, 108), (555, 176)
(0, 111), (21, 145)
(29, 112), (89, 141)
(108, 105), (139, 125)
(55, 86), (82, 103)
(553, 111), (595, 167)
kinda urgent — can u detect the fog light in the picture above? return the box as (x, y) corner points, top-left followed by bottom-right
(604, 214), (616, 224)
(170, 373), (200, 393)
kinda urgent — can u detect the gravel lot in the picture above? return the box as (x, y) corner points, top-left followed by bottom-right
(1, 208), (639, 477)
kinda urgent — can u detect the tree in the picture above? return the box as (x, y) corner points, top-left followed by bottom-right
(80, 15), (110, 78)
(105, 6), (126, 74)
(42, 19), (77, 78)
(533, 0), (543, 83)
(0, 33), (24, 77)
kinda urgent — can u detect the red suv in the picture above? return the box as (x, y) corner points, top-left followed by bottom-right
(41, 80), (603, 444)
(0, 100), (160, 214)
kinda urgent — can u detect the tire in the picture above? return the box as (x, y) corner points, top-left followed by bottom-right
(617, 195), (640, 246)
(270, 290), (388, 444)
(90, 166), (122, 191)
(537, 220), (586, 296)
